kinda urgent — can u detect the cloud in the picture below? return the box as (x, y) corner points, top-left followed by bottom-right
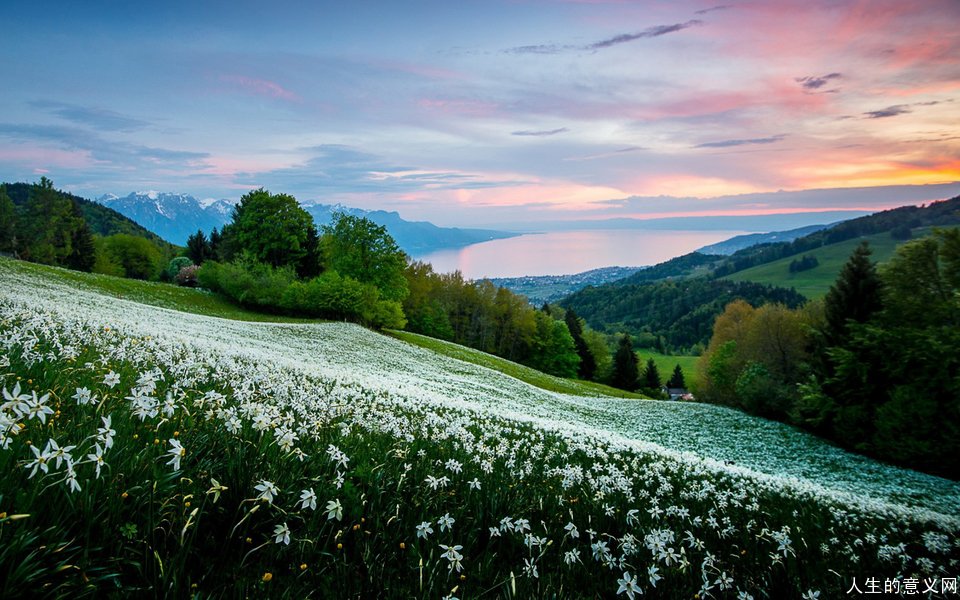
(695, 134), (787, 148)
(511, 127), (569, 137)
(695, 5), (732, 15)
(505, 20), (701, 54)
(29, 100), (151, 132)
(794, 72), (842, 91)
(863, 104), (911, 119)
(0, 122), (209, 168)
(585, 20), (703, 50)
(219, 75), (300, 102)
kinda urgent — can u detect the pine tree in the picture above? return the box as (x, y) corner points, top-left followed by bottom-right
(186, 230), (210, 265)
(642, 358), (662, 392)
(667, 364), (686, 389)
(822, 241), (882, 346)
(0, 184), (16, 253)
(611, 334), (639, 391)
(65, 202), (96, 272)
(565, 308), (596, 380)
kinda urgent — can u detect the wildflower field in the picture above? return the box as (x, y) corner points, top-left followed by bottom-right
(1, 257), (957, 598)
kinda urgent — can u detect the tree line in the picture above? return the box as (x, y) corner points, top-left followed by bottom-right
(697, 232), (960, 479)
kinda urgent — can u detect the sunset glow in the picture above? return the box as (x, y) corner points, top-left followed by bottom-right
(1, 0), (957, 227)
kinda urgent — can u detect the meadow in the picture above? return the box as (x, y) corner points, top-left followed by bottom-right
(1, 257), (957, 598)
(721, 228), (950, 299)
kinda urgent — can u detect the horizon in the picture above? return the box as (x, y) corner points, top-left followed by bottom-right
(1, 1), (959, 228)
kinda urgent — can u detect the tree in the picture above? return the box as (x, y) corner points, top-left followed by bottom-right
(611, 334), (639, 392)
(667, 364), (686, 389)
(565, 308), (596, 380)
(297, 224), (323, 279)
(0, 185), (16, 253)
(186, 230), (211, 265)
(225, 188), (314, 269)
(822, 242), (883, 346)
(322, 213), (408, 301)
(641, 358), (662, 394)
(99, 234), (164, 280)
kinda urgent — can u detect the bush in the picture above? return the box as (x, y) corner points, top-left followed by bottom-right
(175, 264), (200, 287)
(99, 234), (164, 280)
(166, 256), (193, 280)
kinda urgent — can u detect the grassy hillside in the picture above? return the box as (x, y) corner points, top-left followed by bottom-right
(724, 227), (954, 298)
(635, 350), (700, 389)
(1, 251), (957, 597)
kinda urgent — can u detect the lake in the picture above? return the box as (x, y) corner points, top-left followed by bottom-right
(417, 229), (752, 279)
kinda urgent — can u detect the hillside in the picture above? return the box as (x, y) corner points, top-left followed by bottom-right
(1, 254), (957, 597)
(561, 278), (806, 352)
(696, 224), (830, 255)
(4, 182), (177, 251)
(724, 227), (951, 298)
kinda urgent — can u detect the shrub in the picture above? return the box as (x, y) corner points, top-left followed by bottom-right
(175, 264), (200, 287)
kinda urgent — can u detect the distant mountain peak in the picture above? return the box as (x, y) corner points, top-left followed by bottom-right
(92, 190), (517, 251)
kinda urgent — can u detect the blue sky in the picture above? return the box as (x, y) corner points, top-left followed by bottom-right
(1, 0), (959, 227)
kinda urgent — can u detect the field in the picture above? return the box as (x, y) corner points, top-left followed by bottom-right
(722, 228), (950, 299)
(1, 257), (958, 598)
(634, 350), (700, 390)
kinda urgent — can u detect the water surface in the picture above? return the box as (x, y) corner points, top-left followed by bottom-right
(418, 229), (752, 278)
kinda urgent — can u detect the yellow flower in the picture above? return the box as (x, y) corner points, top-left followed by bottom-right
(261, 572), (272, 583)
(299, 563), (307, 571)
(399, 542), (406, 550)
(337, 543), (343, 550)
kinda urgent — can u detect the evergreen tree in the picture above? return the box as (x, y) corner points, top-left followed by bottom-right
(822, 242), (883, 346)
(186, 230), (210, 265)
(642, 358), (662, 392)
(564, 308), (596, 380)
(64, 203), (96, 272)
(667, 364), (686, 389)
(0, 185), (16, 253)
(209, 227), (222, 260)
(611, 334), (639, 391)
(297, 224), (323, 279)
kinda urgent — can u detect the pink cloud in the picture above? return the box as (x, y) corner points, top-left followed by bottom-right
(219, 75), (300, 102)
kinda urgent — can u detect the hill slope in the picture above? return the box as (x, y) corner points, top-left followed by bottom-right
(2, 256), (957, 596)
(4, 182), (176, 251)
(724, 227), (954, 298)
(2, 255), (955, 517)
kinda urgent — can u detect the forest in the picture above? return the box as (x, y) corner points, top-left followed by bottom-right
(696, 234), (960, 478)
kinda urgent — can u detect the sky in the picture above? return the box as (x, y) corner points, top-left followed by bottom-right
(1, 0), (959, 228)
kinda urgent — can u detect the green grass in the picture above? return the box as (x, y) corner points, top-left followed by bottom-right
(388, 329), (646, 399)
(723, 227), (954, 298)
(634, 350), (700, 389)
(0, 257), (318, 323)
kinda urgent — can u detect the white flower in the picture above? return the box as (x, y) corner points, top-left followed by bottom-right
(103, 371), (121, 388)
(72, 387), (95, 406)
(87, 443), (106, 478)
(273, 522), (291, 545)
(564, 522), (579, 539)
(648, 565), (661, 587)
(299, 488), (317, 511)
(617, 571), (640, 600)
(206, 478), (228, 503)
(325, 498), (343, 521)
(97, 415), (116, 449)
(416, 521), (434, 539)
(523, 557), (538, 579)
(65, 464), (81, 493)
(166, 438), (185, 471)
(44, 438), (76, 470)
(467, 478), (481, 490)
(25, 392), (54, 424)
(255, 480), (279, 504)
(801, 591), (820, 600)
(24, 444), (50, 478)
(563, 549), (581, 565)
(437, 513), (455, 532)
(439, 544), (464, 572)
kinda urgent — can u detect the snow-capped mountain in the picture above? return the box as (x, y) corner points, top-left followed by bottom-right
(95, 192), (516, 254)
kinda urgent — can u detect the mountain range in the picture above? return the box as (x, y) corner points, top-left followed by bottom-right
(95, 191), (517, 255)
